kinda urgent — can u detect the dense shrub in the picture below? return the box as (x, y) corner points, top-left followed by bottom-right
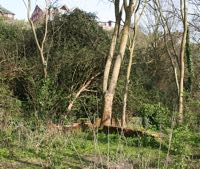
(0, 83), (21, 129)
(139, 103), (170, 130)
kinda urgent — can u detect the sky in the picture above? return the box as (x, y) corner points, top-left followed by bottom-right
(0, 0), (115, 22)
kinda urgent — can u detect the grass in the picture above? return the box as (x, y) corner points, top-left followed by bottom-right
(0, 123), (200, 169)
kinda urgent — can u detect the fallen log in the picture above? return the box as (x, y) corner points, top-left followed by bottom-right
(47, 120), (164, 140)
(101, 125), (163, 138)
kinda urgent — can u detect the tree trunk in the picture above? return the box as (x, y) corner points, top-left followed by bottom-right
(101, 14), (131, 126)
(185, 27), (193, 93)
(122, 27), (137, 127)
(101, 92), (114, 126)
(103, 0), (122, 93)
(103, 21), (120, 93)
(121, 1), (147, 127)
(178, 0), (187, 124)
(40, 50), (48, 79)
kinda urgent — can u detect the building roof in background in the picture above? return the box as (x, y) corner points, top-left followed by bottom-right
(31, 4), (70, 23)
(60, 5), (70, 12)
(0, 5), (15, 15)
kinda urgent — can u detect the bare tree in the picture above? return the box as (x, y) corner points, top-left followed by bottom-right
(23, 0), (50, 79)
(103, 0), (123, 94)
(121, 0), (147, 127)
(153, 0), (188, 124)
(154, 0), (180, 95)
(178, 0), (188, 124)
(101, 0), (139, 126)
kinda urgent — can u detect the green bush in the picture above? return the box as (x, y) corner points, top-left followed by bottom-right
(139, 103), (170, 130)
(185, 98), (200, 130)
(0, 83), (21, 129)
(171, 126), (199, 155)
(168, 126), (200, 169)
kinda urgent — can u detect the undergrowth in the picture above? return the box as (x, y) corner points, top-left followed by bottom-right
(0, 120), (199, 169)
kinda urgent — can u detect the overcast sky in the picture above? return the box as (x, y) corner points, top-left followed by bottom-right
(0, 0), (115, 22)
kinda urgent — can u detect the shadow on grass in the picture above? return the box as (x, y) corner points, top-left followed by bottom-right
(62, 152), (107, 168)
(0, 157), (45, 169)
(13, 158), (45, 168)
(86, 130), (169, 153)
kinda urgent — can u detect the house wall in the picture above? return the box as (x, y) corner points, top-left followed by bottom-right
(0, 12), (14, 19)
(31, 6), (44, 23)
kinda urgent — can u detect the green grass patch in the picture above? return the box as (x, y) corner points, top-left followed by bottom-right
(1, 125), (199, 169)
